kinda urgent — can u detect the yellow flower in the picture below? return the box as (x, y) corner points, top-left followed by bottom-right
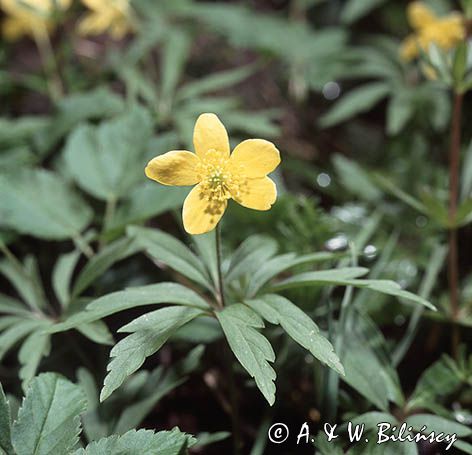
(1, 0), (70, 41)
(145, 113), (281, 235)
(400, 1), (465, 61)
(78, 0), (132, 40)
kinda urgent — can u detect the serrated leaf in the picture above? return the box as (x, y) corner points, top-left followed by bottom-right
(127, 226), (212, 289)
(74, 428), (193, 455)
(246, 251), (339, 297)
(72, 237), (140, 297)
(63, 107), (152, 201)
(0, 383), (14, 455)
(245, 295), (344, 375)
(101, 306), (204, 401)
(0, 169), (92, 240)
(48, 282), (210, 334)
(52, 249), (81, 308)
(225, 235), (278, 283)
(18, 330), (51, 391)
(0, 319), (49, 362)
(270, 267), (369, 290)
(216, 304), (276, 405)
(11, 373), (87, 455)
(272, 272), (435, 310)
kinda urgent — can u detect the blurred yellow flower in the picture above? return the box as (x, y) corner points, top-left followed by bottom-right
(78, 0), (132, 40)
(1, 0), (70, 41)
(145, 113), (281, 235)
(400, 1), (465, 61)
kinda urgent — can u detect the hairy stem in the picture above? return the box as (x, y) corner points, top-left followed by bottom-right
(448, 92), (463, 358)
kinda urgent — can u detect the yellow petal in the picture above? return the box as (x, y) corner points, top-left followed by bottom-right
(182, 184), (227, 235)
(408, 2), (436, 30)
(230, 139), (280, 178)
(78, 12), (110, 35)
(145, 151), (200, 186)
(233, 176), (277, 211)
(81, 0), (105, 11)
(193, 113), (230, 159)
(400, 35), (419, 61)
(2, 16), (28, 40)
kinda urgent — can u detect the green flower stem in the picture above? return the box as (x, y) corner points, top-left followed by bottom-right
(33, 25), (63, 102)
(215, 224), (226, 309)
(448, 91), (463, 358)
(99, 196), (117, 250)
(215, 225), (241, 454)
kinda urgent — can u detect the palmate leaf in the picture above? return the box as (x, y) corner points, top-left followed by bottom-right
(0, 383), (14, 455)
(244, 295), (344, 375)
(11, 373), (87, 455)
(0, 169), (92, 240)
(216, 304), (276, 405)
(101, 306), (205, 401)
(74, 428), (194, 455)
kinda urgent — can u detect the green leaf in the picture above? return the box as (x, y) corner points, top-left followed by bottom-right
(341, 0), (386, 23)
(405, 414), (472, 438)
(270, 267), (369, 289)
(216, 304), (276, 405)
(226, 235), (278, 283)
(386, 92), (414, 135)
(272, 273), (435, 310)
(48, 282), (210, 333)
(178, 64), (256, 101)
(18, 330), (51, 391)
(333, 154), (382, 201)
(76, 320), (114, 346)
(408, 354), (462, 410)
(245, 295), (344, 375)
(0, 256), (46, 310)
(109, 182), (187, 231)
(0, 169), (92, 240)
(0, 383), (14, 455)
(0, 319), (49, 362)
(127, 226), (212, 289)
(101, 306), (204, 401)
(461, 139), (472, 200)
(341, 312), (403, 410)
(74, 428), (194, 455)
(246, 251), (338, 297)
(11, 373), (87, 455)
(72, 237), (140, 297)
(113, 346), (204, 434)
(52, 249), (81, 308)
(63, 106), (153, 201)
(0, 116), (49, 148)
(320, 82), (390, 128)
(38, 87), (124, 152)
(160, 30), (190, 103)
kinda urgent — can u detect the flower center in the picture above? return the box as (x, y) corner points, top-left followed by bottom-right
(197, 149), (246, 203)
